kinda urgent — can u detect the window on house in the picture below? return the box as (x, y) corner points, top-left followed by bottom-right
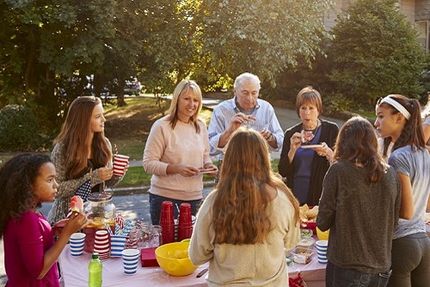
(416, 21), (429, 52)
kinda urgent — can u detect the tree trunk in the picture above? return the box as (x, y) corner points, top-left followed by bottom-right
(116, 79), (126, 107)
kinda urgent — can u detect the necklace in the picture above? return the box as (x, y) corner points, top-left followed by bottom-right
(303, 119), (321, 131)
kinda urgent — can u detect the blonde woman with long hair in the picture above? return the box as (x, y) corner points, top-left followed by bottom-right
(143, 80), (217, 225)
(189, 128), (300, 286)
(48, 96), (123, 224)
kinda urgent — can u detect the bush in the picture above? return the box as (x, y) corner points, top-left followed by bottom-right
(324, 93), (355, 116)
(0, 105), (47, 152)
(328, 0), (427, 105)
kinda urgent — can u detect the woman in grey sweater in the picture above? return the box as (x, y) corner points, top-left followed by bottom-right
(317, 116), (400, 287)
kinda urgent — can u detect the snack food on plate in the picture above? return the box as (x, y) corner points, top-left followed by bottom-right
(69, 195), (84, 213)
(299, 204), (318, 222)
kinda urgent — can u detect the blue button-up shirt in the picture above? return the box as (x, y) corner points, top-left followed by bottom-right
(207, 98), (284, 156)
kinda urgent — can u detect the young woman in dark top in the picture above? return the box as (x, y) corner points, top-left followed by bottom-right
(318, 116), (400, 287)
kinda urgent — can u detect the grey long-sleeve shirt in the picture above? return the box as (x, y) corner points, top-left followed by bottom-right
(317, 160), (400, 273)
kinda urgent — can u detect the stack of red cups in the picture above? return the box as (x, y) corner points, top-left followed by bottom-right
(178, 203), (193, 241)
(160, 201), (175, 245)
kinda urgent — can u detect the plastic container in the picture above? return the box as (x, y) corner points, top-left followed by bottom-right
(291, 247), (314, 264)
(83, 192), (116, 252)
(297, 238), (315, 249)
(88, 253), (103, 287)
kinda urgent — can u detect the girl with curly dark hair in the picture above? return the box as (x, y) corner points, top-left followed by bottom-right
(0, 153), (86, 287)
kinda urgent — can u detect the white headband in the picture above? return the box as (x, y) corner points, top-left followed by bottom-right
(380, 96), (411, 120)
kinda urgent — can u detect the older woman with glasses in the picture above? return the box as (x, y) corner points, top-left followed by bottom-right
(143, 80), (217, 225)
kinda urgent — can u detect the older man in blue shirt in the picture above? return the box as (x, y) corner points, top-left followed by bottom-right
(208, 72), (284, 156)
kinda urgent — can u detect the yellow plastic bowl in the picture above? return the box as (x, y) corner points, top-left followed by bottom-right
(316, 227), (330, 240)
(155, 241), (197, 276)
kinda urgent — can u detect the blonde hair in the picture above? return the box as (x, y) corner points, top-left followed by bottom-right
(212, 128), (300, 244)
(168, 80), (203, 133)
(55, 96), (111, 179)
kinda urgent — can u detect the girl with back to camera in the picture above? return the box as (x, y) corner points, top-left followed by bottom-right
(48, 96), (124, 224)
(375, 94), (430, 287)
(317, 116), (400, 287)
(189, 128), (300, 286)
(0, 153), (86, 287)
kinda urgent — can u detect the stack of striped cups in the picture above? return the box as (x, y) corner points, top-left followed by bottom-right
(111, 234), (127, 257)
(316, 240), (328, 264)
(69, 232), (86, 256)
(122, 248), (140, 275)
(94, 230), (110, 260)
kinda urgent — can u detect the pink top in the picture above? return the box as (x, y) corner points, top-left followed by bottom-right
(143, 116), (212, 200)
(4, 211), (59, 287)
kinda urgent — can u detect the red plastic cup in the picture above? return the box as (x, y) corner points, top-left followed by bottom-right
(178, 203), (193, 241)
(178, 226), (193, 241)
(113, 154), (129, 176)
(178, 203), (192, 225)
(160, 201), (175, 244)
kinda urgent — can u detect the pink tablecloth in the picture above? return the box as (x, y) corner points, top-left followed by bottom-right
(59, 245), (326, 287)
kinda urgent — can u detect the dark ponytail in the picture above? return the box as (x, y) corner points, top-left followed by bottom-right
(387, 96), (426, 151)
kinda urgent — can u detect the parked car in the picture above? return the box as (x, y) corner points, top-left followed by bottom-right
(124, 78), (142, 96)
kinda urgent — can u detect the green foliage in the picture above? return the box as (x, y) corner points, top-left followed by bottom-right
(138, 0), (200, 94)
(0, 105), (47, 151)
(328, 0), (427, 105)
(196, 0), (332, 87)
(324, 93), (355, 116)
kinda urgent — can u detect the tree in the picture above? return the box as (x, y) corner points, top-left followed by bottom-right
(328, 0), (426, 106)
(0, 0), (118, 127)
(137, 0), (199, 95)
(195, 0), (332, 87)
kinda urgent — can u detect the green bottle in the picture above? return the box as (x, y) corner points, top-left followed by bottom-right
(88, 252), (102, 287)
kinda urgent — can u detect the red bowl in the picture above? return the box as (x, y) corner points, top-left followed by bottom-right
(301, 221), (317, 233)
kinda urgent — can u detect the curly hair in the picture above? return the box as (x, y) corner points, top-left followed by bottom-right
(212, 128), (300, 244)
(0, 153), (51, 238)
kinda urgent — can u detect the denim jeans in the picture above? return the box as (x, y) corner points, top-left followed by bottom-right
(149, 193), (202, 225)
(326, 261), (391, 287)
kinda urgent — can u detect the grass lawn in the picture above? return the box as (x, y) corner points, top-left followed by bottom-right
(118, 159), (281, 188)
